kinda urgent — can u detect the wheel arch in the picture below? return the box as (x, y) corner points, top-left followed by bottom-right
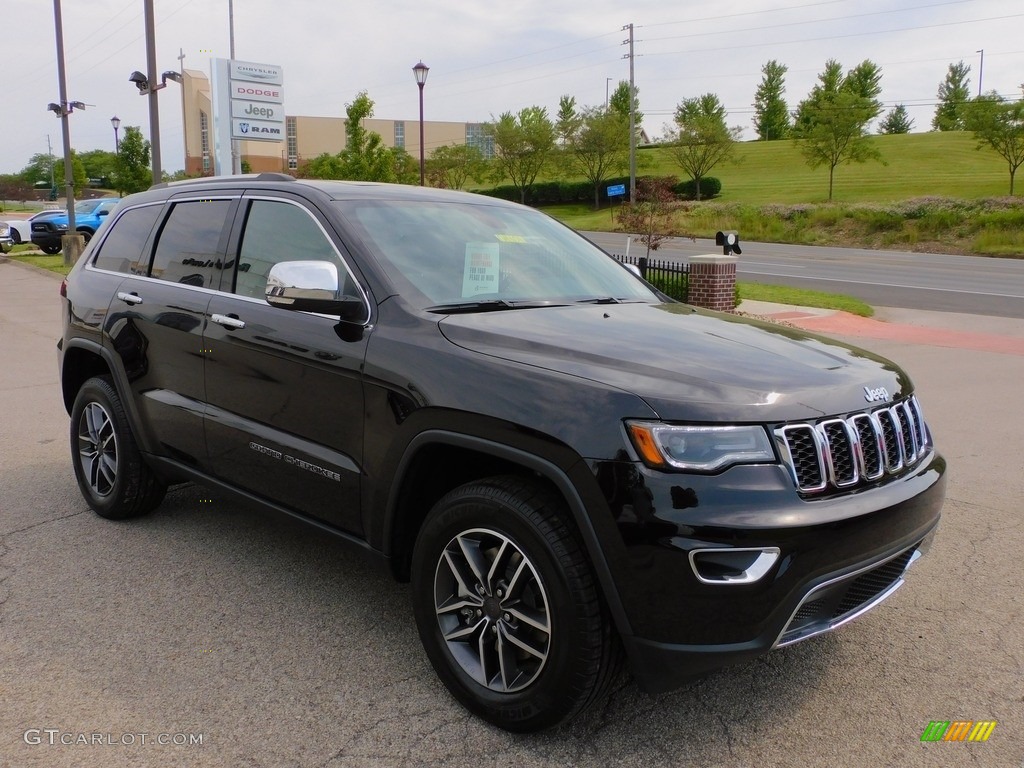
(60, 338), (159, 456)
(383, 430), (634, 637)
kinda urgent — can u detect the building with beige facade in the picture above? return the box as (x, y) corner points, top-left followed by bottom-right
(180, 69), (491, 176)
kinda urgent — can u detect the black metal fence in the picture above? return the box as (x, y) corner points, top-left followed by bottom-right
(612, 254), (689, 302)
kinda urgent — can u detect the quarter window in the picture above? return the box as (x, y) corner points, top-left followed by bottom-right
(91, 204), (162, 274)
(150, 200), (233, 288)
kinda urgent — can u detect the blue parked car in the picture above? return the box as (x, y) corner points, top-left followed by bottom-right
(31, 198), (120, 254)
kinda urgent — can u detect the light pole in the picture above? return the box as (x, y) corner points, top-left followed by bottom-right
(413, 61), (429, 186)
(111, 115), (121, 155)
(977, 49), (984, 97)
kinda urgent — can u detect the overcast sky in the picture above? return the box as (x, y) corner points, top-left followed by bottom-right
(5, 0), (1023, 175)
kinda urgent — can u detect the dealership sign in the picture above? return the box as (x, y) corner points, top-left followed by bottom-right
(227, 60), (284, 139)
(211, 57), (285, 174)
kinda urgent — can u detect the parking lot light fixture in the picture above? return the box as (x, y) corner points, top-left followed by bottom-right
(413, 61), (429, 186)
(111, 115), (121, 155)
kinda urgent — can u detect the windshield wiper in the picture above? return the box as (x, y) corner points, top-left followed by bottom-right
(575, 296), (624, 304)
(426, 299), (558, 314)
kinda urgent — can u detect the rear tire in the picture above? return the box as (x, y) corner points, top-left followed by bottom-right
(70, 376), (166, 519)
(411, 475), (620, 732)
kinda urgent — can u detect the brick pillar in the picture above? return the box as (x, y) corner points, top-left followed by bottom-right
(687, 254), (737, 312)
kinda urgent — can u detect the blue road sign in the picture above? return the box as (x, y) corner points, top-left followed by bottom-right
(606, 184), (626, 197)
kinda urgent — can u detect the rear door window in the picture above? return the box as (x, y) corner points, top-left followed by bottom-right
(150, 200), (234, 288)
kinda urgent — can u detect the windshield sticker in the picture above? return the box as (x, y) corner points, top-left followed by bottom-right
(496, 234), (526, 243)
(462, 243), (500, 297)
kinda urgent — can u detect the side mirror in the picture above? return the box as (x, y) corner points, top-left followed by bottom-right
(265, 261), (366, 322)
(97, 209), (110, 217)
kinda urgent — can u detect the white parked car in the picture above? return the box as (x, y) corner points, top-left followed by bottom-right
(5, 210), (65, 246)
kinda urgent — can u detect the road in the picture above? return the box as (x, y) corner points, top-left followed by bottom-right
(583, 232), (1024, 318)
(1, 260), (1022, 768)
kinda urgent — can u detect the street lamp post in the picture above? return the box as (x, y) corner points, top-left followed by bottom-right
(111, 115), (121, 155)
(413, 61), (429, 186)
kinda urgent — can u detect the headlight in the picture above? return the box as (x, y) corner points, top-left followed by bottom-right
(626, 422), (775, 472)
(57, 223), (68, 230)
(0, 225), (9, 236)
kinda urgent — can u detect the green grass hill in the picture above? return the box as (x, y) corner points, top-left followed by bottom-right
(636, 131), (1012, 204)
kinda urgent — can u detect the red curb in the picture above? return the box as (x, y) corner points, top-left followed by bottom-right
(780, 311), (1024, 356)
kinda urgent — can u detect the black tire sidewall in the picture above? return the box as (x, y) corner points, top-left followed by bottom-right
(69, 377), (147, 519)
(411, 482), (597, 731)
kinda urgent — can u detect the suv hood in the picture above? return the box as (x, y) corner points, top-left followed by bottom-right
(438, 303), (909, 422)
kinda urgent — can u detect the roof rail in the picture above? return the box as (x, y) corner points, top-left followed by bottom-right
(150, 172), (296, 190)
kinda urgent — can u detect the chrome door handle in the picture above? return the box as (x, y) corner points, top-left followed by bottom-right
(211, 313), (246, 330)
(116, 291), (143, 305)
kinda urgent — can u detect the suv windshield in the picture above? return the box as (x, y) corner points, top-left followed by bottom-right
(335, 200), (659, 310)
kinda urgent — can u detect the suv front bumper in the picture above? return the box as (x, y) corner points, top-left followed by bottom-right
(588, 449), (946, 694)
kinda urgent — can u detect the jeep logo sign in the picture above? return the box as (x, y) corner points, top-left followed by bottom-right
(864, 386), (890, 403)
(231, 100), (284, 123)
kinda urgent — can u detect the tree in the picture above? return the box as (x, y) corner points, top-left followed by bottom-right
(556, 94), (580, 146)
(299, 152), (345, 179)
(114, 127), (152, 194)
(843, 60), (884, 121)
(54, 151), (88, 197)
(616, 177), (677, 258)
(338, 92), (400, 182)
(425, 144), (488, 190)
(609, 81), (643, 127)
(795, 90), (883, 200)
(487, 106), (556, 204)
(19, 153), (57, 187)
(793, 59), (844, 133)
(78, 149), (118, 187)
(561, 105), (630, 208)
(753, 60), (790, 140)
(664, 94), (741, 200)
(879, 104), (914, 134)
(966, 92), (1024, 194)
(0, 174), (33, 206)
(933, 61), (972, 131)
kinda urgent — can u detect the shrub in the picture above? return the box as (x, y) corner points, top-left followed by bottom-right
(673, 177), (722, 200)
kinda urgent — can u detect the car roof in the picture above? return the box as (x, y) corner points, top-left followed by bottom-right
(136, 173), (521, 209)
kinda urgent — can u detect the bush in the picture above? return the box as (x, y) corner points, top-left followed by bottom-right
(673, 177), (721, 200)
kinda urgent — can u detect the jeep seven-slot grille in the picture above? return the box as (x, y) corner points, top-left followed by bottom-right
(776, 396), (929, 494)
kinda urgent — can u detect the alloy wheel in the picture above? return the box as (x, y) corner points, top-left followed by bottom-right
(433, 527), (551, 692)
(78, 402), (118, 497)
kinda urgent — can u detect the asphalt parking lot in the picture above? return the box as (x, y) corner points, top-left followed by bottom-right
(1, 259), (1021, 768)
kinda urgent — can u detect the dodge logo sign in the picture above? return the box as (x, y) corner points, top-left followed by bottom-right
(864, 385), (890, 403)
(239, 122), (250, 134)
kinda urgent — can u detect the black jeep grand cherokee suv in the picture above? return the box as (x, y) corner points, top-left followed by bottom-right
(58, 174), (945, 732)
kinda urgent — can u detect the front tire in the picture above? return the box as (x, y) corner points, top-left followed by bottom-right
(41, 243), (61, 255)
(411, 476), (619, 732)
(70, 376), (166, 519)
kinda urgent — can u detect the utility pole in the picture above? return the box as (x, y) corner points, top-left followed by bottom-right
(144, 0), (162, 182)
(976, 49), (984, 97)
(47, 134), (55, 194)
(52, 0), (80, 265)
(622, 23), (636, 202)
